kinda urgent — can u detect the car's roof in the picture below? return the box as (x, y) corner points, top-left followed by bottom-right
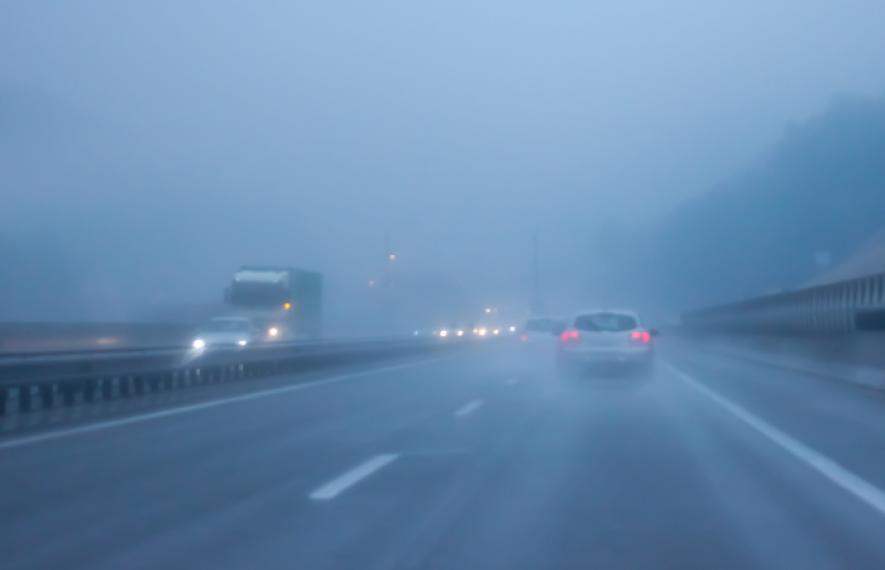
(572, 308), (641, 319)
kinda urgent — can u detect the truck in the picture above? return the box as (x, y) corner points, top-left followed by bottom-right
(224, 266), (323, 340)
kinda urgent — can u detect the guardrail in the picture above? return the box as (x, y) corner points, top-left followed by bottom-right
(0, 322), (194, 354)
(0, 337), (461, 416)
(683, 271), (885, 335)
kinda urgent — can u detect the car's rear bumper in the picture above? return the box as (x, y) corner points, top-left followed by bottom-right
(559, 346), (653, 365)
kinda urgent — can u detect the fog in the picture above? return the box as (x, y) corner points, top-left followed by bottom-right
(3, 0), (885, 332)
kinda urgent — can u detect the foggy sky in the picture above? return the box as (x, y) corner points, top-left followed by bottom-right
(3, 0), (885, 326)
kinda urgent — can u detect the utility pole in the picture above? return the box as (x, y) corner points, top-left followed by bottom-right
(531, 231), (543, 315)
(382, 232), (397, 332)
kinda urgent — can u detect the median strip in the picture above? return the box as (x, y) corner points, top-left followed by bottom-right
(0, 358), (444, 451)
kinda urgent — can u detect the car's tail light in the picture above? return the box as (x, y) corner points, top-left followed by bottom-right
(560, 330), (580, 343)
(519, 334), (529, 342)
(630, 330), (651, 343)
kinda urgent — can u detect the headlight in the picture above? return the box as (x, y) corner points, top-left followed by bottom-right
(456, 330), (464, 337)
(237, 339), (248, 347)
(268, 327), (280, 337)
(439, 329), (449, 338)
(508, 325), (516, 333)
(492, 328), (500, 335)
(192, 338), (206, 350)
(477, 328), (487, 336)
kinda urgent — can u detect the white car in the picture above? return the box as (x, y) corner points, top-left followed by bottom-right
(557, 310), (657, 371)
(519, 316), (567, 348)
(191, 317), (264, 350)
(517, 316), (567, 370)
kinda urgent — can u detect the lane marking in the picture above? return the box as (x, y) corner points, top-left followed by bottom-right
(309, 454), (399, 500)
(0, 358), (448, 452)
(454, 399), (484, 417)
(664, 362), (885, 517)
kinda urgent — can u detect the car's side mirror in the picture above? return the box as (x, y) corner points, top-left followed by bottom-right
(649, 328), (660, 337)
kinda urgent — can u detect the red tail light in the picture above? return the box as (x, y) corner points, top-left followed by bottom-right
(519, 334), (529, 342)
(560, 330), (580, 343)
(630, 330), (651, 343)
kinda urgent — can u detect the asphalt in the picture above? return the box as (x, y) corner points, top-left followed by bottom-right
(2, 340), (885, 569)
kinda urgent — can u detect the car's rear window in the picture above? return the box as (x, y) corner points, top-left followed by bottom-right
(574, 313), (637, 332)
(525, 318), (560, 332)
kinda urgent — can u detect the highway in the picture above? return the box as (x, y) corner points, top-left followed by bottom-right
(2, 341), (885, 569)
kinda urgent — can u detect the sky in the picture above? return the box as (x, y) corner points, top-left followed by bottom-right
(2, 0), (885, 325)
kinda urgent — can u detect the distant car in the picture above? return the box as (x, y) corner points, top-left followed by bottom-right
(435, 325), (470, 339)
(519, 316), (567, 347)
(191, 317), (265, 350)
(475, 324), (504, 337)
(557, 310), (657, 372)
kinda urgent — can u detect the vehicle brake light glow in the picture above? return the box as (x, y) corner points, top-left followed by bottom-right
(630, 330), (651, 343)
(519, 334), (529, 342)
(560, 330), (580, 343)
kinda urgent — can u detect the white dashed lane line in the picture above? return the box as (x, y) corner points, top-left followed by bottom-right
(309, 454), (400, 501)
(454, 400), (484, 417)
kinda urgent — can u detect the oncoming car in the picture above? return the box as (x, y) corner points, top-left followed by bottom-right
(557, 310), (657, 372)
(191, 317), (265, 350)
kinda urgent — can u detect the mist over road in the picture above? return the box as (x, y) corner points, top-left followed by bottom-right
(3, 342), (884, 569)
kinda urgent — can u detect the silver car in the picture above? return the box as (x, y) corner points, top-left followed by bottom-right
(191, 317), (265, 350)
(557, 310), (657, 371)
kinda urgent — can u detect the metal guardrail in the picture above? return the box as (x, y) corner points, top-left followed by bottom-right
(0, 337), (462, 416)
(683, 271), (885, 335)
(0, 322), (195, 354)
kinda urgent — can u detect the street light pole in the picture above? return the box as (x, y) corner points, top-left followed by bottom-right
(531, 231), (543, 315)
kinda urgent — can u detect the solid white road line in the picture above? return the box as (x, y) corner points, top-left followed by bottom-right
(309, 454), (400, 501)
(454, 399), (484, 417)
(0, 358), (447, 452)
(664, 362), (885, 518)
